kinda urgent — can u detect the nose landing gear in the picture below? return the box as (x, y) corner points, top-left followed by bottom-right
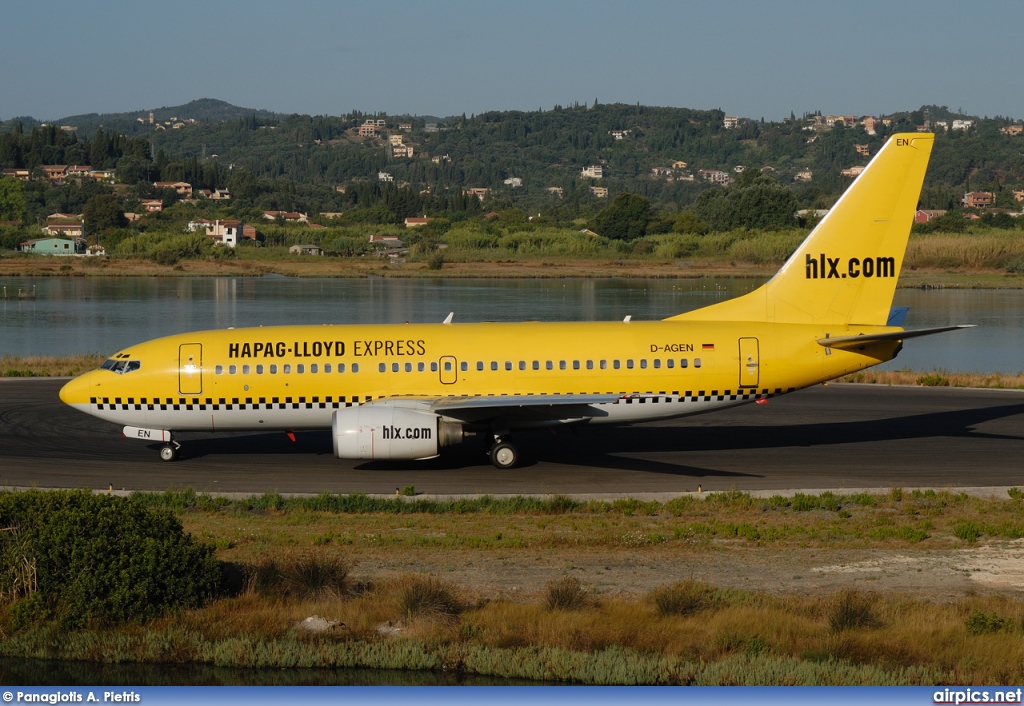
(159, 441), (181, 462)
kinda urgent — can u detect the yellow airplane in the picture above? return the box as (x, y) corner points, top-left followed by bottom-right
(60, 132), (968, 468)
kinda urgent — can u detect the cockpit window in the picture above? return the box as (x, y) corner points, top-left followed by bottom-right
(100, 359), (141, 374)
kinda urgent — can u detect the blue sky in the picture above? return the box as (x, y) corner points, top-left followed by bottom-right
(3, 0), (1022, 121)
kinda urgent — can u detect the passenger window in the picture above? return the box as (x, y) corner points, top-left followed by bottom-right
(379, 363), (386, 373)
(505, 361), (512, 371)
(310, 364), (318, 373)
(600, 360), (607, 370)
(666, 359), (674, 369)
(405, 362), (412, 372)
(324, 363), (331, 373)
(532, 361), (540, 370)
(392, 362), (399, 372)
(270, 364), (278, 374)
(417, 362), (425, 372)
(640, 359), (647, 369)
(491, 361), (498, 371)
(586, 360), (593, 370)
(297, 364), (304, 374)
(653, 359), (660, 369)
(680, 359), (688, 368)
(337, 363), (345, 373)
(229, 365), (237, 374)
(352, 363), (359, 373)
(613, 360), (620, 370)
(694, 358), (702, 368)
(460, 361), (468, 372)
(519, 361), (526, 371)
(257, 364), (264, 374)
(283, 364), (291, 374)
(559, 361), (566, 370)
(626, 360), (634, 369)
(572, 360), (580, 370)
(444, 361), (452, 372)
(477, 361), (484, 371)
(431, 362), (439, 372)
(546, 361), (553, 370)
(215, 365), (224, 375)
(243, 364), (251, 374)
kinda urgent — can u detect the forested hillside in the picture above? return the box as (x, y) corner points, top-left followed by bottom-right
(2, 100), (1023, 241)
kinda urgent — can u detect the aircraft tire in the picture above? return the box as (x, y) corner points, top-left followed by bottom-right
(159, 444), (178, 462)
(490, 440), (519, 469)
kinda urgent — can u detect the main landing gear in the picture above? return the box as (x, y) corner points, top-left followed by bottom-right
(488, 437), (520, 469)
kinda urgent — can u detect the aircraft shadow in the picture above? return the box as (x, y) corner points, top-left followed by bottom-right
(155, 402), (1024, 476)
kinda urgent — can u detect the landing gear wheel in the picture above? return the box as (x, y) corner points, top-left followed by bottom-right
(159, 444), (179, 462)
(490, 440), (519, 469)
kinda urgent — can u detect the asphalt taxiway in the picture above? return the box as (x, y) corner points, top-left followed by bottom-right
(1, 379), (1021, 495)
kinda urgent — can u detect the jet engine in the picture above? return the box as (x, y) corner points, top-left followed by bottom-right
(332, 406), (463, 460)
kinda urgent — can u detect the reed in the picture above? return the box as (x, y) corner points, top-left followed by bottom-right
(0, 354), (104, 377)
(5, 582), (1024, 683)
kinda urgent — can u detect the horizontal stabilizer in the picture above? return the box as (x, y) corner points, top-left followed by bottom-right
(817, 325), (974, 350)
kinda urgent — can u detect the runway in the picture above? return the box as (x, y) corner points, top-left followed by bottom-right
(1, 379), (1022, 495)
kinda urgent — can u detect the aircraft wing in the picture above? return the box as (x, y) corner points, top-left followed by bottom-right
(817, 325), (974, 351)
(370, 393), (626, 423)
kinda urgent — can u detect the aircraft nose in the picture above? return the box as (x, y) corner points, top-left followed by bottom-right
(59, 373), (93, 405)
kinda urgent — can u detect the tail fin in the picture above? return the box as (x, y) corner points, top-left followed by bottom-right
(668, 133), (934, 326)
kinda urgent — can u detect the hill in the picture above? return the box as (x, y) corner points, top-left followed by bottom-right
(50, 99), (281, 135)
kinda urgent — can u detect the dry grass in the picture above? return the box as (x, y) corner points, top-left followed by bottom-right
(0, 354), (104, 377)
(905, 234), (1024, 270)
(838, 369), (1024, 389)
(100, 578), (1024, 682)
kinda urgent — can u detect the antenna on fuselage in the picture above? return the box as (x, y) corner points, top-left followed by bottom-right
(623, 315), (632, 322)
(442, 312), (454, 324)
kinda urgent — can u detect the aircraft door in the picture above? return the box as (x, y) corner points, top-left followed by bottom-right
(439, 356), (458, 385)
(179, 343), (203, 395)
(738, 337), (759, 388)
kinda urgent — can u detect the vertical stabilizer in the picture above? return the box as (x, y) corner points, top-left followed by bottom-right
(669, 133), (933, 325)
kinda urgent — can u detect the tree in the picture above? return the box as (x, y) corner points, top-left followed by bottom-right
(692, 174), (797, 231)
(0, 178), (27, 222)
(593, 192), (652, 240)
(83, 194), (127, 234)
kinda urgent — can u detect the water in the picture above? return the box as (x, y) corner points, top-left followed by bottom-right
(0, 277), (1019, 373)
(0, 655), (540, 686)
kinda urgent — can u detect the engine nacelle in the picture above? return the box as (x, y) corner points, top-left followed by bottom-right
(332, 406), (463, 460)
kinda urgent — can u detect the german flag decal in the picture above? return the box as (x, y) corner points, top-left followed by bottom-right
(702, 343), (715, 351)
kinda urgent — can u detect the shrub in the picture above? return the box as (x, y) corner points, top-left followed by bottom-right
(953, 520), (981, 543)
(965, 609), (1012, 635)
(0, 490), (220, 628)
(916, 373), (950, 387)
(544, 576), (590, 611)
(393, 575), (462, 621)
(245, 553), (349, 600)
(827, 590), (877, 632)
(281, 554), (350, 600)
(649, 580), (720, 617)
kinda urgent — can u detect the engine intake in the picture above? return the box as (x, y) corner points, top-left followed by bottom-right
(332, 406), (463, 460)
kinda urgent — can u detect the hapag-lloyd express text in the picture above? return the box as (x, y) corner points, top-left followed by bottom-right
(228, 339), (427, 359)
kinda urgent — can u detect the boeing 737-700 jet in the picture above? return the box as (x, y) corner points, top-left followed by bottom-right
(60, 132), (969, 468)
